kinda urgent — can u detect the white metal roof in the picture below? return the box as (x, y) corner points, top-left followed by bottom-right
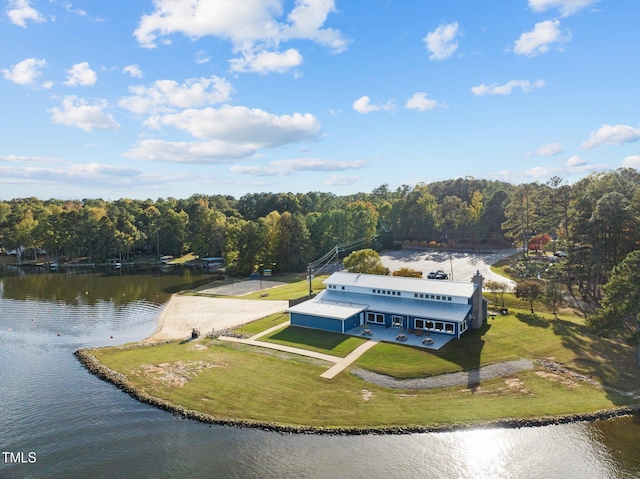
(324, 271), (476, 298)
(288, 290), (471, 323)
(287, 291), (367, 320)
(324, 290), (471, 322)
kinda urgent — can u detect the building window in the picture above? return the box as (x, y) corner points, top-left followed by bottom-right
(431, 295), (435, 299)
(445, 323), (454, 333)
(397, 292), (401, 297)
(367, 312), (384, 324)
(425, 320), (434, 329)
(341, 286), (345, 290)
(435, 322), (443, 331)
(415, 318), (424, 329)
(414, 293), (418, 298)
(436, 295), (440, 300)
(419, 293), (424, 298)
(448, 297), (452, 301)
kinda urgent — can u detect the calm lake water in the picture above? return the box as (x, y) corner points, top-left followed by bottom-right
(1, 266), (639, 479)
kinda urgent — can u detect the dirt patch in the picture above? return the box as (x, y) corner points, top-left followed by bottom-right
(361, 389), (373, 402)
(135, 360), (225, 387)
(535, 370), (579, 389)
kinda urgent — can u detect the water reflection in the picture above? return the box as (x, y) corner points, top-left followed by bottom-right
(1, 268), (639, 479)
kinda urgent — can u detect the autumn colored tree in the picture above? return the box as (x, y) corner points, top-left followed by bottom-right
(392, 267), (423, 278)
(342, 249), (389, 275)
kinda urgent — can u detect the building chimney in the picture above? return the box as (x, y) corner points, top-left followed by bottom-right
(472, 270), (484, 329)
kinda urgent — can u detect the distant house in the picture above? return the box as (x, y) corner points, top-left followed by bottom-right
(287, 271), (486, 339)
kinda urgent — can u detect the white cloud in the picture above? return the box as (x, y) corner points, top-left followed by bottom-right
(528, 0), (600, 17)
(423, 22), (459, 60)
(621, 155), (640, 169)
(232, 158), (365, 177)
(280, 0), (347, 51)
(231, 165), (287, 176)
(126, 105), (321, 164)
(2, 58), (46, 85)
(566, 155), (587, 167)
(325, 174), (360, 186)
(64, 62), (97, 86)
(124, 139), (256, 164)
(488, 156), (606, 182)
(405, 92), (441, 111)
(0, 154), (63, 165)
(581, 124), (640, 149)
(229, 48), (303, 74)
(0, 162), (139, 185)
(123, 64), (143, 78)
(525, 142), (563, 157)
(513, 20), (571, 57)
(6, 0), (45, 27)
(49, 96), (121, 132)
(352, 96), (379, 114)
(119, 76), (233, 115)
(472, 79), (545, 96)
(195, 50), (210, 64)
(271, 158), (366, 172)
(133, 0), (347, 74)
(152, 105), (320, 144)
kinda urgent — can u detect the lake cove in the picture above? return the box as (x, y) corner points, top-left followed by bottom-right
(84, 278), (640, 432)
(2, 268), (640, 478)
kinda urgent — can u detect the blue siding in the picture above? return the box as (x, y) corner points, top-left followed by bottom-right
(343, 314), (360, 332)
(290, 312), (343, 333)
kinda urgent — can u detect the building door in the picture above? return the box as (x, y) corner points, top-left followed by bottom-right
(391, 315), (403, 328)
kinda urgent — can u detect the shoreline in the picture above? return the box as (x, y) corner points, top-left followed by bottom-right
(74, 346), (640, 436)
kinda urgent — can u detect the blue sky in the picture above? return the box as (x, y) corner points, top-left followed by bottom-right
(1, 0), (639, 200)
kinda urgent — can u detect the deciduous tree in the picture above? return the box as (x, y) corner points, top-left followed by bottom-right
(514, 280), (543, 313)
(342, 249), (389, 275)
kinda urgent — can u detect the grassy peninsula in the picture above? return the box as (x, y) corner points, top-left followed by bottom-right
(85, 277), (639, 431)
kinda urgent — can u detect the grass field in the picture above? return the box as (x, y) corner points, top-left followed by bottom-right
(90, 275), (640, 429)
(92, 337), (634, 428)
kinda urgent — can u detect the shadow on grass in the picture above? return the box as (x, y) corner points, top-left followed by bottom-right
(269, 326), (353, 352)
(429, 323), (489, 392)
(515, 312), (550, 328)
(551, 318), (640, 404)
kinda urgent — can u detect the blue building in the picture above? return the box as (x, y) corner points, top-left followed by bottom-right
(287, 271), (486, 340)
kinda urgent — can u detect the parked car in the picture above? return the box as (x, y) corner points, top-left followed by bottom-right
(434, 270), (448, 280)
(428, 269), (448, 280)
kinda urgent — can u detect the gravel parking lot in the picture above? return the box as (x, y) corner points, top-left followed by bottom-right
(380, 248), (518, 287)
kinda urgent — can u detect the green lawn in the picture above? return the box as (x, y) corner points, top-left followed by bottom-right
(240, 275), (328, 300)
(232, 312), (290, 336)
(259, 325), (367, 358)
(92, 339), (634, 429)
(88, 274), (640, 429)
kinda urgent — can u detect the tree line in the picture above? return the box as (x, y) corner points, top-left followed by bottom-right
(2, 169), (640, 286)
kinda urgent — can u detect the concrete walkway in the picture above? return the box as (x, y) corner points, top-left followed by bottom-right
(320, 340), (379, 379)
(249, 320), (290, 340)
(218, 324), (380, 379)
(218, 336), (341, 363)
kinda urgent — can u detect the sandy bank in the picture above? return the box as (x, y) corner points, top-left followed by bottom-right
(144, 295), (289, 343)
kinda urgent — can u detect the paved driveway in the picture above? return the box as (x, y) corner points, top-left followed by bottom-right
(380, 249), (517, 287)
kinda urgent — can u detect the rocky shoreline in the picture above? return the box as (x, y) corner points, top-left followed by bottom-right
(74, 347), (640, 436)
